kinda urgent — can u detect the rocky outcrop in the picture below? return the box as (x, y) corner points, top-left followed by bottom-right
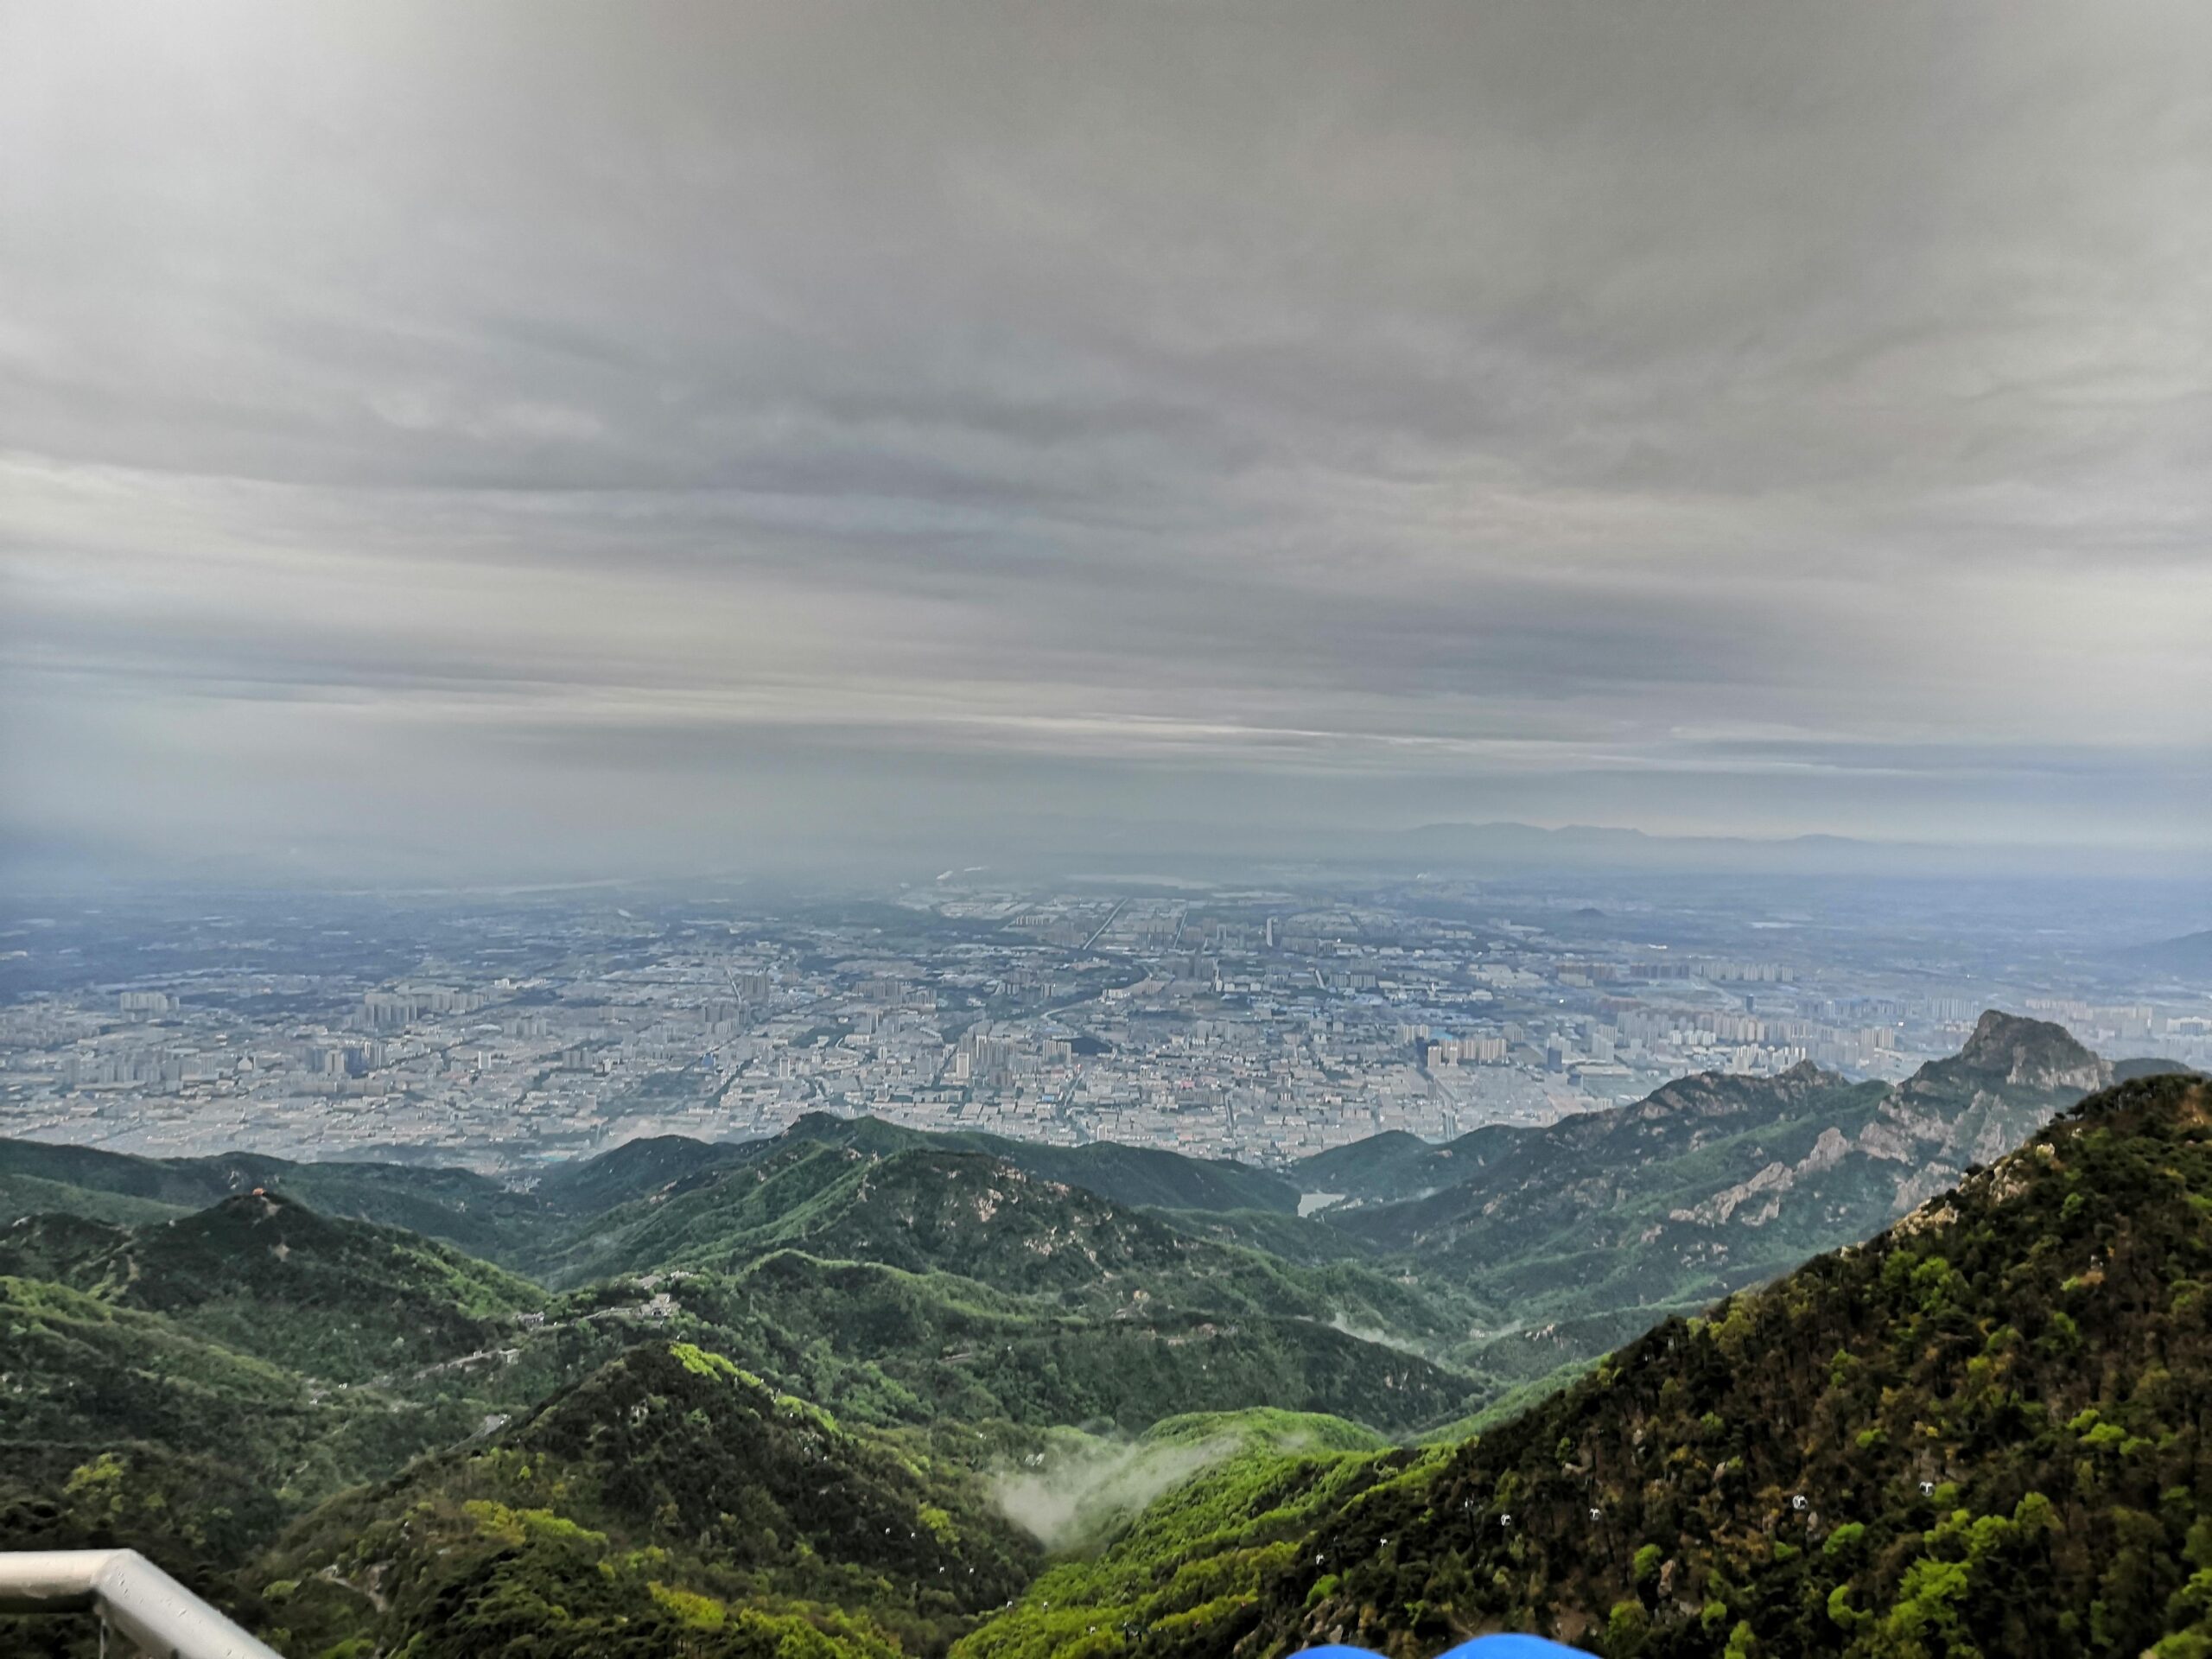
(1933, 1008), (2111, 1094)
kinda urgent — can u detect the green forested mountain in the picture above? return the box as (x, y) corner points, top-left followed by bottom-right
(253, 1341), (1042, 1659)
(963, 1071), (2212, 1659)
(548, 1137), (1181, 1287)
(0, 1274), (502, 1530)
(0, 1193), (622, 1625)
(526, 1129), (751, 1213)
(0, 1202), (563, 1630)
(0, 1136), (556, 1265)
(0, 1138), (278, 1210)
(946, 1135), (1300, 1217)
(745, 1111), (1303, 1217)
(659, 1251), (1481, 1436)
(4, 1014), (2192, 1659)
(1294, 1128), (1475, 1207)
(526, 1110), (1298, 1230)
(1145, 1206), (1382, 1267)
(0, 1111), (1304, 1283)
(0, 1148), (1495, 1639)
(0, 1172), (190, 1229)
(0, 1191), (545, 1382)
(1328, 1012), (2113, 1376)
(544, 1138), (1478, 1355)
(954, 1408), (1418, 1659)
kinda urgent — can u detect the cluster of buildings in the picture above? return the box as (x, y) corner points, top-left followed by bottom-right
(1, 877), (2205, 1175)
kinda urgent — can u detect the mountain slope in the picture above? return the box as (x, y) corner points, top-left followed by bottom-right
(2120, 927), (2212, 980)
(542, 1114), (1300, 1229)
(256, 1340), (1043, 1659)
(551, 1138), (1482, 1350)
(1294, 1130), (1471, 1207)
(952, 1134), (1300, 1216)
(528, 1130), (750, 1213)
(956, 1408), (1421, 1659)
(1148, 1207), (1382, 1266)
(671, 1251), (1483, 1435)
(0, 1192), (546, 1382)
(0, 1139), (241, 1210)
(0, 1136), (556, 1265)
(963, 1071), (2212, 1659)
(0, 1275), (494, 1525)
(1332, 1013), (2109, 1360)
(0, 1170), (190, 1229)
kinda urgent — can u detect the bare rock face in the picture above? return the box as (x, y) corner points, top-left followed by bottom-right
(1859, 1010), (2112, 1217)
(1668, 1127), (1854, 1229)
(1947, 1009), (2112, 1093)
(1643, 1012), (2115, 1249)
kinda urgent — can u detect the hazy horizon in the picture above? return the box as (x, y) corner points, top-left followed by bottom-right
(5, 1), (2209, 887)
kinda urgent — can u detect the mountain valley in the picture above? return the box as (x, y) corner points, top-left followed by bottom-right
(2, 1013), (2199, 1657)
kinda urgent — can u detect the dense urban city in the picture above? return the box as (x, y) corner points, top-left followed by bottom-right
(5, 871), (2205, 1179)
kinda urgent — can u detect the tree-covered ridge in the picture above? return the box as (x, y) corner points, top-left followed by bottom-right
(0, 1171), (1491, 1593)
(551, 1138), (1485, 1354)
(0, 1172), (190, 1230)
(664, 1250), (1484, 1436)
(1, 1013), (2177, 1659)
(563, 1140), (1204, 1287)
(3, 1107), (1304, 1279)
(716, 1112), (1304, 1217)
(3, 1013), (2115, 1380)
(0, 1190), (1489, 1653)
(0, 1136), (555, 1266)
(963, 1071), (2212, 1659)
(0, 1274), (500, 1531)
(256, 1340), (1043, 1659)
(1146, 1208), (1381, 1268)
(0, 1190), (546, 1382)
(944, 1135), (1300, 1217)
(526, 1129), (751, 1213)
(1294, 1130), (1464, 1207)
(953, 1412), (1437, 1659)
(1323, 1014), (2113, 1375)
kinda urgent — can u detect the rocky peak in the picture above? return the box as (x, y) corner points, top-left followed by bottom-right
(1953, 1009), (2109, 1091)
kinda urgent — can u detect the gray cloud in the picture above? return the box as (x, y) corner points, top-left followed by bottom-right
(2, 0), (2208, 881)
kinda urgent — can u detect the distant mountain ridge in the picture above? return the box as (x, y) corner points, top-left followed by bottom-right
(0, 1138), (551, 1264)
(1305, 1012), (2115, 1380)
(530, 1110), (1301, 1218)
(544, 1132), (1482, 1356)
(2, 1011), (2129, 1397)
(0, 1109), (1303, 1274)
(2120, 926), (2212, 980)
(1384, 820), (2205, 876)
(0, 1190), (545, 1382)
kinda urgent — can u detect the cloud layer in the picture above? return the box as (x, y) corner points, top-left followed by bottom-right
(4, 1), (2208, 879)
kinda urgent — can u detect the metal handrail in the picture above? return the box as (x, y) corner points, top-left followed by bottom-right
(0, 1549), (283, 1657)
(0, 1547), (1598, 1659)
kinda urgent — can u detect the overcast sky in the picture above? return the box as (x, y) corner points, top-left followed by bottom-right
(3, 1), (2207, 882)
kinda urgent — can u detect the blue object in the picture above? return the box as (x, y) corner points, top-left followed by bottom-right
(1297, 1641), (1588, 1659)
